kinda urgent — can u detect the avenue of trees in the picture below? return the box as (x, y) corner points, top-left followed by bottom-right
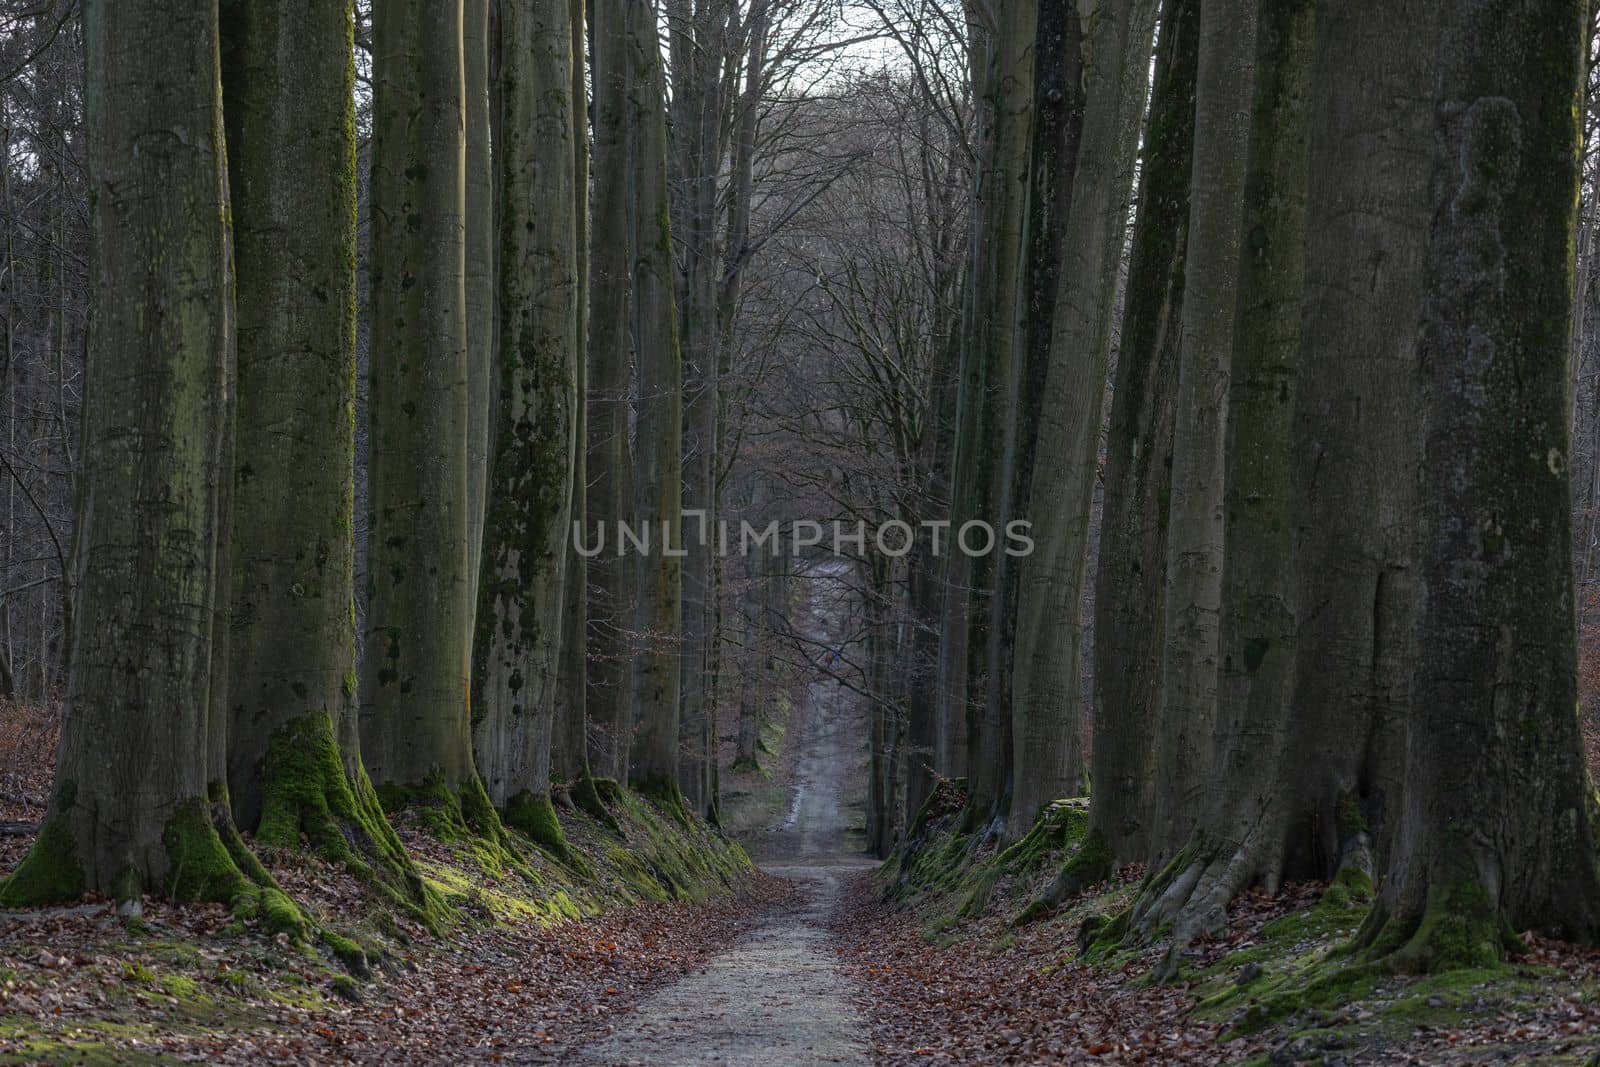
(3, 0), (1600, 977)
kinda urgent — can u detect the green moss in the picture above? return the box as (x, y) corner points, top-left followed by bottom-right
(1079, 907), (1133, 961)
(160, 795), (307, 938)
(1321, 863), (1375, 909)
(631, 773), (692, 829)
(504, 789), (572, 862)
(1359, 879), (1523, 973)
(0, 816), (85, 906)
(573, 774), (624, 835)
(1334, 792), (1367, 841)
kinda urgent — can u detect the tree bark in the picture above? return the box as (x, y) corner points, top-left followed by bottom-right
(1359, 0), (1600, 967)
(2, 0), (252, 906)
(1003, 0), (1088, 840)
(1074, 0), (1198, 881)
(471, 0), (580, 853)
(1009, 0), (1158, 845)
(219, 0), (417, 902)
(1132, 0), (1314, 944)
(362, 0), (482, 807)
(1149, 0), (1256, 863)
(586, 0), (637, 782)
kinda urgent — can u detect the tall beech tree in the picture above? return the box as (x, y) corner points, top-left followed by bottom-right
(1009, 0), (1158, 841)
(1148, 0), (1256, 862)
(218, 0), (416, 900)
(1071, 0), (1198, 884)
(554, 0), (594, 789)
(951, 0), (1036, 834)
(668, 0), (730, 822)
(472, 0), (581, 851)
(1280, 0), (1437, 879)
(361, 0), (484, 812)
(0, 0), (270, 910)
(1133, 0), (1315, 944)
(1002, 0), (1087, 839)
(624, 0), (687, 810)
(586, 0), (638, 782)
(1359, 0), (1600, 967)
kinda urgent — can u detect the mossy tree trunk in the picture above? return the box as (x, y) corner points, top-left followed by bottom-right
(624, 0), (686, 813)
(362, 0), (482, 808)
(1009, 0), (1158, 843)
(471, 0), (580, 852)
(1072, 0), (1198, 885)
(1148, 0), (1256, 863)
(218, 0), (420, 906)
(586, 0), (638, 782)
(1132, 0), (1314, 945)
(2, 0), (252, 907)
(1359, 0), (1600, 969)
(1003, 0), (1088, 841)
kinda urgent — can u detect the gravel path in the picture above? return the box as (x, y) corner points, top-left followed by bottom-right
(570, 559), (873, 1066)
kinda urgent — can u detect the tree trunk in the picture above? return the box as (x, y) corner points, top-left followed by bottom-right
(1149, 0), (1257, 863)
(554, 0), (593, 787)
(586, 0), (637, 782)
(1359, 0), (1600, 968)
(362, 0), (482, 811)
(1010, 0), (1158, 845)
(1132, 0), (1314, 944)
(464, 0), (495, 608)
(904, 330), (959, 822)
(1072, 0), (1198, 884)
(218, 0), (418, 904)
(954, 0), (1037, 837)
(2, 0), (254, 907)
(624, 0), (686, 814)
(670, 0), (730, 821)
(471, 0), (580, 854)
(1003, 0), (1089, 840)
(1280, 0), (1438, 878)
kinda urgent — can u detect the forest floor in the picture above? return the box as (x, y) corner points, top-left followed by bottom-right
(566, 556), (875, 1065)
(851, 786), (1600, 1065)
(0, 693), (789, 1064)
(7, 581), (1600, 1066)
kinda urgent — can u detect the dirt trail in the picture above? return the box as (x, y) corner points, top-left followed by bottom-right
(568, 560), (872, 1066)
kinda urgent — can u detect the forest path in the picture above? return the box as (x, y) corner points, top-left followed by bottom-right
(566, 559), (873, 1066)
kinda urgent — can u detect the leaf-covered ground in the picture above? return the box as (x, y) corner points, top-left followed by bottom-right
(835, 794), (1600, 1065)
(0, 702), (794, 1065)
